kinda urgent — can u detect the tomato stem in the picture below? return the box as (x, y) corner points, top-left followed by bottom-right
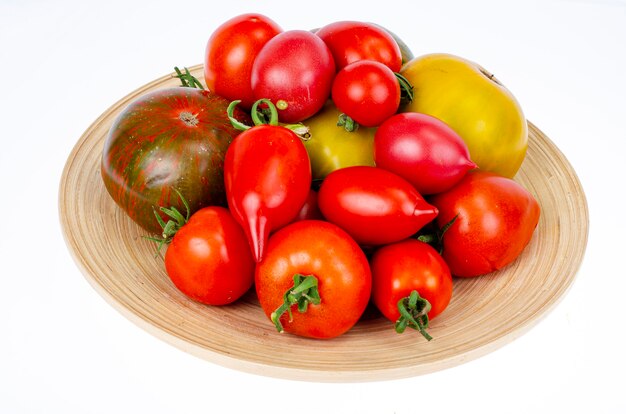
(173, 67), (204, 89)
(144, 188), (190, 256)
(227, 99), (311, 139)
(337, 113), (359, 132)
(395, 290), (433, 341)
(395, 72), (414, 105)
(270, 274), (321, 333)
(416, 214), (459, 254)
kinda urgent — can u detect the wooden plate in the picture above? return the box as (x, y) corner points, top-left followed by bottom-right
(59, 65), (588, 382)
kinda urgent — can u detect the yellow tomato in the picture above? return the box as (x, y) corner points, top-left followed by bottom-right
(303, 101), (376, 180)
(401, 53), (527, 178)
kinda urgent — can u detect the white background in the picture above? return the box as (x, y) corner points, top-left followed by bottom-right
(1, 0), (625, 412)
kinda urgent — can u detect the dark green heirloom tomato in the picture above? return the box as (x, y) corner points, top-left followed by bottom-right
(101, 87), (249, 234)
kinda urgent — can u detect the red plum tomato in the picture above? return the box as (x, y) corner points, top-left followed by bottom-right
(317, 166), (438, 246)
(374, 112), (477, 195)
(251, 30), (336, 123)
(204, 14), (282, 109)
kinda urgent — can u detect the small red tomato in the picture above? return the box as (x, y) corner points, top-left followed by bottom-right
(204, 14), (282, 109)
(332, 61), (401, 127)
(164, 206), (254, 305)
(429, 171), (541, 277)
(251, 30), (336, 123)
(317, 166), (438, 246)
(256, 220), (372, 339)
(316, 21), (402, 72)
(224, 123), (311, 262)
(374, 112), (477, 195)
(371, 239), (453, 340)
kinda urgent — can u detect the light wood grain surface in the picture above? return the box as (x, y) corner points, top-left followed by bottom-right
(59, 65), (588, 382)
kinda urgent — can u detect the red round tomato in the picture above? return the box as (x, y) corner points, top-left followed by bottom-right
(251, 30), (335, 123)
(203, 13), (282, 109)
(164, 206), (254, 305)
(374, 112), (477, 195)
(371, 239), (453, 339)
(332, 60), (401, 127)
(255, 220), (372, 339)
(317, 166), (438, 246)
(429, 171), (541, 277)
(316, 21), (402, 72)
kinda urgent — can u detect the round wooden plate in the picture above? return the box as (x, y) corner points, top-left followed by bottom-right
(59, 66), (588, 382)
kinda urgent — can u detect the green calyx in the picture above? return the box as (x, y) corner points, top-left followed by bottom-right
(227, 99), (310, 140)
(416, 214), (458, 254)
(395, 290), (433, 341)
(395, 72), (414, 105)
(144, 188), (190, 255)
(270, 274), (321, 333)
(337, 113), (359, 132)
(173, 66), (204, 89)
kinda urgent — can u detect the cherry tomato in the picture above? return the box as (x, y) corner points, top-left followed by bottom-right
(224, 104), (312, 262)
(317, 166), (438, 246)
(371, 239), (453, 340)
(374, 112), (477, 195)
(316, 21), (402, 72)
(203, 14), (282, 109)
(251, 30), (335, 123)
(164, 206), (254, 305)
(429, 171), (541, 277)
(255, 220), (372, 339)
(332, 61), (401, 127)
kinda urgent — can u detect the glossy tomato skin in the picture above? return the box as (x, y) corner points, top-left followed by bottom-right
(255, 220), (372, 339)
(224, 125), (311, 262)
(371, 239), (453, 321)
(204, 13), (282, 109)
(101, 87), (249, 234)
(332, 61), (401, 127)
(316, 21), (402, 72)
(303, 100), (376, 180)
(164, 207), (254, 305)
(251, 30), (336, 123)
(293, 189), (324, 222)
(374, 112), (477, 195)
(317, 166), (438, 246)
(429, 171), (541, 277)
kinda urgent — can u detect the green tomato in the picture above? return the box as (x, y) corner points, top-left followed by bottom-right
(303, 101), (376, 180)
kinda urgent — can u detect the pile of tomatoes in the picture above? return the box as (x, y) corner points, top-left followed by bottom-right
(101, 14), (541, 340)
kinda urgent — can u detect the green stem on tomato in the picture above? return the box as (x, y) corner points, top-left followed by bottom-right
(143, 188), (191, 256)
(337, 113), (359, 132)
(173, 66), (205, 89)
(227, 99), (310, 140)
(395, 72), (414, 105)
(395, 290), (433, 341)
(270, 274), (321, 333)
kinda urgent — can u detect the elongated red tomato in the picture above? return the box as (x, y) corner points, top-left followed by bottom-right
(317, 166), (438, 246)
(429, 171), (541, 277)
(374, 112), (477, 195)
(224, 124), (311, 262)
(204, 13), (281, 109)
(316, 21), (402, 72)
(251, 30), (335, 123)
(164, 206), (254, 305)
(256, 220), (372, 339)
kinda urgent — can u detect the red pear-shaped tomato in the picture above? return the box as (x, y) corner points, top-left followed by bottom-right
(317, 166), (438, 246)
(374, 112), (477, 195)
(224, 104), (311, 262)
